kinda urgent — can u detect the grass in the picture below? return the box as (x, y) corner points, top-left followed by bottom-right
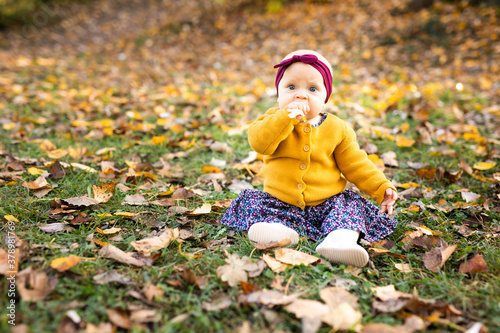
(1, 38), (500, 333)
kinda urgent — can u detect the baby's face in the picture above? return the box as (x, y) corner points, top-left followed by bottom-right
(277, 62), (327, 120)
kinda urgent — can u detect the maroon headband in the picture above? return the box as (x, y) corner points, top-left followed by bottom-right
(274, 54), (332, 103)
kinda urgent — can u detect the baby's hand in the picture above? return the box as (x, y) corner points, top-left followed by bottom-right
(287, 102), (310, 114)
(380, 188), (398, 216)
(286, 102), (310, 121)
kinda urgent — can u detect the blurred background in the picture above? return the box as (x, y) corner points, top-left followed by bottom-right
(0, 0), (499, 126)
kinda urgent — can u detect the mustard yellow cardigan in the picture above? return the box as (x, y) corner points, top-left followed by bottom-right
(248, 107), (396, 209)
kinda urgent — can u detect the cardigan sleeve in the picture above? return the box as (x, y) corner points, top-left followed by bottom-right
(248, 108), (300, 155)
(334, 122), (396, 204)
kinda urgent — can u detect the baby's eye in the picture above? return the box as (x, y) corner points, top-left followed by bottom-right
(288, 85), (296, 90)
(309, 86), (318, 92)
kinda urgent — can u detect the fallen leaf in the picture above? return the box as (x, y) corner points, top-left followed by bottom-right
(423, 244), (457, 272)
(63, 196), (99, 207)
(320, 287), (362, 331)
(284, 299), (330, 319)
(181, 267), (209, 288)
(201, 295), (232, 311)
(93, 181), (115, 203)
(262, 253), (288, 273)
(106, 308), (132, 330)
(461, 191), (481, 203)
(275, 248), (320, 266)
(142, 283), (165, 301)
(396, 135), (416, 147)
(394, 263), (412, 273)
(254, 237), (291, 250)
(22, 176), (50, 190)
(99, 244), (146, 267)
(459, 254), (489, 273)
(130, 228), (179, 254)
(50, 255), (82, 272)
(122, 194), (149, 206)
(16, 266), (58, 302)
(216, 250), (259, 286)
(188, 203), (212, 216)
(237, 289), (301, 306)
(40, 223), (75, 233)
(95, 227), (122, 235)
(94, 271), (135, 285)
(473, 162), (496, 170)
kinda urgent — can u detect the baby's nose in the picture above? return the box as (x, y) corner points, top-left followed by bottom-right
(295, 89), (308, 99)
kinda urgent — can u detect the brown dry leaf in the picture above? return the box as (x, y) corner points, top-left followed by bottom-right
(63, 196), (99, 207)
(459, 254), (489, 273)
(381, 151), (398, 167)
(262, 253), (288, 273)
(253, 237), (291, 250)
(93, 271), (135, 285)
(275, 248), (320, 266)
(360, 323), (403, 333)
(238, 289), (301, 307)
(394, 263), (412, 273)
(50, 255), (82, 272)
(40, 223), (75, 233)
(130, 309), (160, 324)
(216, 250), (259, 286)
(106, 308), (131, 330)
(284, 299), (330, 319)
(423, 244), (457, 272)
(461, 191), (481, 203)
(181, 267), (209, 289)
(201, 295), (232, 311)
(16, 266), (58, 302)
(171, 187), (195, 199)
(48, 160), (66, 179)
(142, 283), (165, 301)
(130, 228), (179, 254)
(93, 181), (115, 203)
(188, 203), (212, 216)
(122, 194), (149, 206)
(22, 175), (50, 190)
(98, 244), (146, 267)
(320, 287), (362, 331)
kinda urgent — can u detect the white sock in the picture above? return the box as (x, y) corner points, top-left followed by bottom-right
(316, 229), (369, 267)
(248, 222), (299, 244)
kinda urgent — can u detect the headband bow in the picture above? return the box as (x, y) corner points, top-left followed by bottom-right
(274, 54), (332, 103)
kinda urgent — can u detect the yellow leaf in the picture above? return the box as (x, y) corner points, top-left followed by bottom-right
(71, 163), (97, 173)
(95, 227), (122, 235)
(93, 181), (116, 203)
(399, 123), (410, 132)
(50, 255), (82, 272)
(114, 211), (140, 218)
(398, 182), (420, 188)
(4, 215), (19, 222)
(396, 135), (416, 147)
(134, 171), (158, 180)
(473, 162), (496, 170)
(150, 135), (166, 145)
(47, 149), (67, 159)
(3, 123), (16, 130)
(39, 139), (57, 152)
(28, 167), (46, 175)
(202, 165), (222, 174)
(94, 119), (114, 128)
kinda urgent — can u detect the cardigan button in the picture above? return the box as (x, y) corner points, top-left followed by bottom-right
(303, 145), (310, 152)
(303, 127), (311, 133)
(297, 183), (303, 189)
(299, 163), (307, 170)
(297, 201), (304, 206)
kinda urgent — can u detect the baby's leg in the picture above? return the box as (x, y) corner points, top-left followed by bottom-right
(315, 229), (369, 267)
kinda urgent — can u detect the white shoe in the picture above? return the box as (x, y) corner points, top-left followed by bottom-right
(248, 222), (299, 244)
(316, 229), (369, 267)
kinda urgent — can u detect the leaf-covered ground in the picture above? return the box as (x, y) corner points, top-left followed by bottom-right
(0, 0), (499, 332)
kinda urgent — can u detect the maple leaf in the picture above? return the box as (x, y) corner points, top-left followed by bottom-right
(216, 250), (259, 287)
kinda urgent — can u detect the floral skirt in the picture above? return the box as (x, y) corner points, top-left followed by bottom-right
(220, 189), (397, 242)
